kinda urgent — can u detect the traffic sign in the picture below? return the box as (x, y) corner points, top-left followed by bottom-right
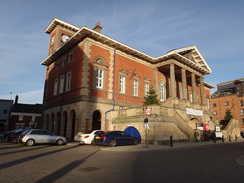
(145, 108), (152, 115)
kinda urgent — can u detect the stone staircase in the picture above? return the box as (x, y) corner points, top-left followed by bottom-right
(173, 110), (196, 142)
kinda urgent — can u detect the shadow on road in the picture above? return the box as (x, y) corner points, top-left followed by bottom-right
(35, 149), (100, 183)
(0, 144), (81, 170)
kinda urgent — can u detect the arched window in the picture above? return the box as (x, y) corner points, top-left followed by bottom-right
(93, 57), (107, 89)
(159, 80), (165, 101)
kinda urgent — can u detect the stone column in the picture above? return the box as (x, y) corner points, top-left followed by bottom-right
(199, 76), (206, 105)
(181, 68), (188, 100)
(170, 63), (176, 97)
(191, 73), (197, 104)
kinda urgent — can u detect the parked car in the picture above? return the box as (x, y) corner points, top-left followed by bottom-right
(19, 129), (67, 146)
(75, 130), (104, 144)
(5, 128), (31, 143)
(93, 131), (140, 147)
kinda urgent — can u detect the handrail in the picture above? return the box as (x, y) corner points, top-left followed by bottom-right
(174, 110), (195, 141)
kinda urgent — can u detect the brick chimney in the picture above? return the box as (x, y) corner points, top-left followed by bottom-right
(15, 95), (19, 104)
(93, 22), (102, 33)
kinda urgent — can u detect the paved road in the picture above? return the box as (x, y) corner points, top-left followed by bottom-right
(0, 139), (244, 183)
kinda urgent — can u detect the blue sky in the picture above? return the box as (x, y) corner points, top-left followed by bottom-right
(0, 0), (243, 104)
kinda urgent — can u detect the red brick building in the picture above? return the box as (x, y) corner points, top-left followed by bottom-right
(41, 18), (217, 141)
(211, 78), (244, 132)
(8, 95), (42, 130)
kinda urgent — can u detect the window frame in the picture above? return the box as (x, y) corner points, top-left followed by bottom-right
(95, 69), (104, 89)
(133, 79), (138, 96)
(93, 57), (107, 90)
(159, 80), (165, 101)
(119, 75), (126, 94)
(66, 72), (72, 91)
(59, 75), (65, 94)
(144, 82), (150, 96)
(54, 79), (58, 96)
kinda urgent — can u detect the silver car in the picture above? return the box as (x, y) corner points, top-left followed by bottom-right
(19, 129), (67, 146)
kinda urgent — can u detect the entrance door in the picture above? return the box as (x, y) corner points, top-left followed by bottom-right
(92, 110), (101, 130)
(71, 110), (76, 139)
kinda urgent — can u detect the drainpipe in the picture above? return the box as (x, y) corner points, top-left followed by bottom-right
(104, 48), (116, 131)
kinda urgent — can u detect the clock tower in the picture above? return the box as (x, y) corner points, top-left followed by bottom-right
(44, 18), (79, 55)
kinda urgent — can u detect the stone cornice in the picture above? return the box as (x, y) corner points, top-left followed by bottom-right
(41, 18), (212, 76)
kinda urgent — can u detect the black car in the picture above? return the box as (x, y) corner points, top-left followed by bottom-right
(5, 128), (31, 143)
(93, 131), (140, 147)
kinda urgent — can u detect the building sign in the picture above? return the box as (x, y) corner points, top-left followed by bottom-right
(215, 126), (221, 132)
(196, 123), (203, 130)
(186, 108), (203, 116)
(204, 124), (209, 131)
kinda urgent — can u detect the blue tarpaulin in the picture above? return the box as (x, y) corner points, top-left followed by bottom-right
(124, 126), (141, 142)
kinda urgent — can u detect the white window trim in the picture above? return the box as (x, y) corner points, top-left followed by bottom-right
(159, 80), (165, 101)
(119, 75), (126, 94)
(19, 115), (23, 121)
(59, 75), (65, 94)
(133, 79), (138, 96)
(93, 57), (107, 90)
(96, 69), (104, 89)
(144, 82), (150, 96)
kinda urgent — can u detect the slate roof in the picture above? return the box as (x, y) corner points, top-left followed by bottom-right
(11, 103), (42, 114)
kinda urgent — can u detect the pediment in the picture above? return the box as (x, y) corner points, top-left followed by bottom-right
(167, 46), (212, 74)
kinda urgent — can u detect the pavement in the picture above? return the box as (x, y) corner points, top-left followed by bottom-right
(67, 139), (244, 152)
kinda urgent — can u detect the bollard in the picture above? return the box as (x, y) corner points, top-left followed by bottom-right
(235, 135), (237, 141)
(222, 135), (224, 143)
(213, 136), (216, 143)
(170, 136), (173, 147)
(229, 135), (231, 142)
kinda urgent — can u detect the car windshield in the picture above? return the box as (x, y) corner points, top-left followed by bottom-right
(22, 129), (31, 134)
(84, 130), (94, 134)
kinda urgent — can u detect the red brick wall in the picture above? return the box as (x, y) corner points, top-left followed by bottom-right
(44, 39), (212, 107)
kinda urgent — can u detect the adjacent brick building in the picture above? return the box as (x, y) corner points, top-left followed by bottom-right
(41, 18), (230, 142)
(8, 95), (42, 130)
(211, 78), (244, 132)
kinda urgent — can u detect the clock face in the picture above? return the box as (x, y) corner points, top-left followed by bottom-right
(61, 34), (70, 43)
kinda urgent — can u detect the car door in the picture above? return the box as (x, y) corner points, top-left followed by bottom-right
(31, 130), (45, 143)
(121, 131), (133, 144)
(42, 130), (56, 143)
(114, 131), (126, 144)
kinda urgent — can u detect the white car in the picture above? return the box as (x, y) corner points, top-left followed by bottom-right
(76, 130), (104, 144)
(19, 129), (67, 146)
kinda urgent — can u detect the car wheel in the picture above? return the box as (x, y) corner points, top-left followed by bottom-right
(56, 139), (63, 145)
(109, 140), (117, 147)
(91, 139), (95, 145)
(26, 139), (35, 146)
(133, 139), (139, 145)
(6, 136), (10, 142)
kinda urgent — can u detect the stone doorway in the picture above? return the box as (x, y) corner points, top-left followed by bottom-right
(92, 110), (101, 130)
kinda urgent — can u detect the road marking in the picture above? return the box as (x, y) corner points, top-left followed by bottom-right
(236, 155), (244, 166)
